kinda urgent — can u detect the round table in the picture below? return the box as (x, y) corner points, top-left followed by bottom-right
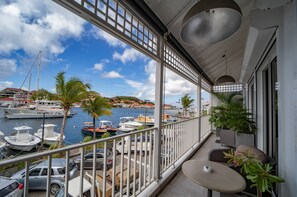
(182, 160), (246, 197)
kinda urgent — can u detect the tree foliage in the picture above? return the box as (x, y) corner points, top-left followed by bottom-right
(81, 95), (112, 139)
(181, 94), (195, 117)
(55, 72), (90, 148)
(31, 89), (58, 100)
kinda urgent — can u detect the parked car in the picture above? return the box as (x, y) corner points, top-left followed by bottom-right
(74, 148), (113, 170)
(116, 135), (153, 155)
(0, 176), (23, 197)
(55, 176), (92, 197)
(11, 158), (78, 195)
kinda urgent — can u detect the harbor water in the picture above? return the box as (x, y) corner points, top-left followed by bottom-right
(0, 108), (178, 145)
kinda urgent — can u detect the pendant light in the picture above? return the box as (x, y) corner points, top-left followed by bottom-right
(181, 0), (242, 46)
(215, 54), (235, 85)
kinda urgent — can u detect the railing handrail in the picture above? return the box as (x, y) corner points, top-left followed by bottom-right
(162, 116), (199, 127)
(0, 127), (157, 166)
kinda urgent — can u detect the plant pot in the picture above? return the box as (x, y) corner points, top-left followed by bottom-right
(215, 128), (221, 137)
(220, 129), (236, 147)
(236, 133), (255, 147)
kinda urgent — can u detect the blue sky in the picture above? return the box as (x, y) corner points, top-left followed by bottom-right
(0, 0), (208, 106)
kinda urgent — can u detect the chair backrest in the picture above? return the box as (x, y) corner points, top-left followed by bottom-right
(235, 145), (268, 163)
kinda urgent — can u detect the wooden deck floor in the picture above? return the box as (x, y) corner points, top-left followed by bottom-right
(157, 134), (249, 197)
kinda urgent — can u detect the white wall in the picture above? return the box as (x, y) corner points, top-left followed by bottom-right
(277, 1), (297, 196)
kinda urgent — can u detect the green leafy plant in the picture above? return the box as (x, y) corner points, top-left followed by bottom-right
(209, 92), (257, 134)
(244, 161), (284, 197)
(181, 94), (195, 117)
(81, 95), (112, 140)
(224, 150), (284, 197)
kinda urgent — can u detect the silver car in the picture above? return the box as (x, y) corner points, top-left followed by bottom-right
(74, 148), (113, 170)
(11, 158), (78, 195)
(0, 176), (23, 197)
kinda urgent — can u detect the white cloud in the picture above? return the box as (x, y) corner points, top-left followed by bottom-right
(125, 79), (144, 88)
(0, 58), (17, 79)
(103, 71), (124, 78)
(124, 60), (196, 101)
(93, 63), (104, 71)
(91, 27), (126, 48)
(113, 48), (146, 64)
(0, 81), (14, 90)
(0, 0), (86, 56)
(92, 59), (109, 71)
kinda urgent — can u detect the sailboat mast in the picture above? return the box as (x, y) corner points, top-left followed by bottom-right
(27, 73), (31, 102)
(37, 51), (42, 91)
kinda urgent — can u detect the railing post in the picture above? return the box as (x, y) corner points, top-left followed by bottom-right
(24, 161), (29, 197)
(197, 74), (202, 141)
(209, 91), (213, 132)
(154, 34), (165, 181)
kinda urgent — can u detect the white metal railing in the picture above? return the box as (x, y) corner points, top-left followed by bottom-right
(201, 115), (211, 139)
(160, 117), (199, 173)
(0, 117), (212, 197)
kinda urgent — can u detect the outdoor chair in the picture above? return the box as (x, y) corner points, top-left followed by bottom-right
(208, 145), (276, 196)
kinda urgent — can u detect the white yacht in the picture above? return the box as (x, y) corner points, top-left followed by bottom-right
(4, 126), (41, 151)
(118, 117), (143, 132)
(3, 100), (73, 119)
(34, 124), (64, 145)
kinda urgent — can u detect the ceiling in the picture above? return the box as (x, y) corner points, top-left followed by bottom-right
(143, 0), (255, 83)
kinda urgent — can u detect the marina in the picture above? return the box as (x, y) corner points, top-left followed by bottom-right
(0, 107), (178, 157)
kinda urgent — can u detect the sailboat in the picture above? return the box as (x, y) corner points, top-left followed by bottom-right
(3, 51), (73, 119)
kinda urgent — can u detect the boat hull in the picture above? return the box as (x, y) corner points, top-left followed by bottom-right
(34, 133), (65, 146)
(4, 135), (41, 152)
(3, 108), (73, 119)
(6, 143), (37, 151)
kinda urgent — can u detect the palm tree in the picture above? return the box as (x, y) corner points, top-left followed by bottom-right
(55, 72), (90, 148)
(81, 95), (112, 139)
(181, 94), (195, 117)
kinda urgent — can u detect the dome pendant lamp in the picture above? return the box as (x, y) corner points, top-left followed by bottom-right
(215, 54), (235, 85)
(181, 0), (242, 46)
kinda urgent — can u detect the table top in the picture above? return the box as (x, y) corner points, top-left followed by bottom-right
(182, 160), (246, 193)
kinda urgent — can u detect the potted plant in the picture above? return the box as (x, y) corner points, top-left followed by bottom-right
(224, 150), (284, 197)
(209, 92), (256, 147)
(209, 92), (241, 143)
(228, 105), (257, 147)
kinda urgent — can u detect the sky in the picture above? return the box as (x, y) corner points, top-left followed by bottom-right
(0, 0), (208, 107)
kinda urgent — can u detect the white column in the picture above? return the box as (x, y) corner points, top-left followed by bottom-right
(277, 1), (297, 196)
(197, 75), (201, 141)
(154, 35), (165, 181)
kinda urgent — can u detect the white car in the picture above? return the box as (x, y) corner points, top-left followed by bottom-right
(116, 135), (153, 155)
(56, 176), (92, 197)
(0, 176), (23, 197)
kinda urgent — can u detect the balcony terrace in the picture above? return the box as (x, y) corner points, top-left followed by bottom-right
(0, 0), (296, 196)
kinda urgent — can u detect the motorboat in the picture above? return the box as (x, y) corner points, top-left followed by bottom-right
(135, 115), (155, 126)
(98, 120), (117, 135)
(4, 126), (41, 151)
(34, 124), (64, 145)
(81, 122), (107, 138)
(118, 117), (136, 127)
(118, 117), (143, 132)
